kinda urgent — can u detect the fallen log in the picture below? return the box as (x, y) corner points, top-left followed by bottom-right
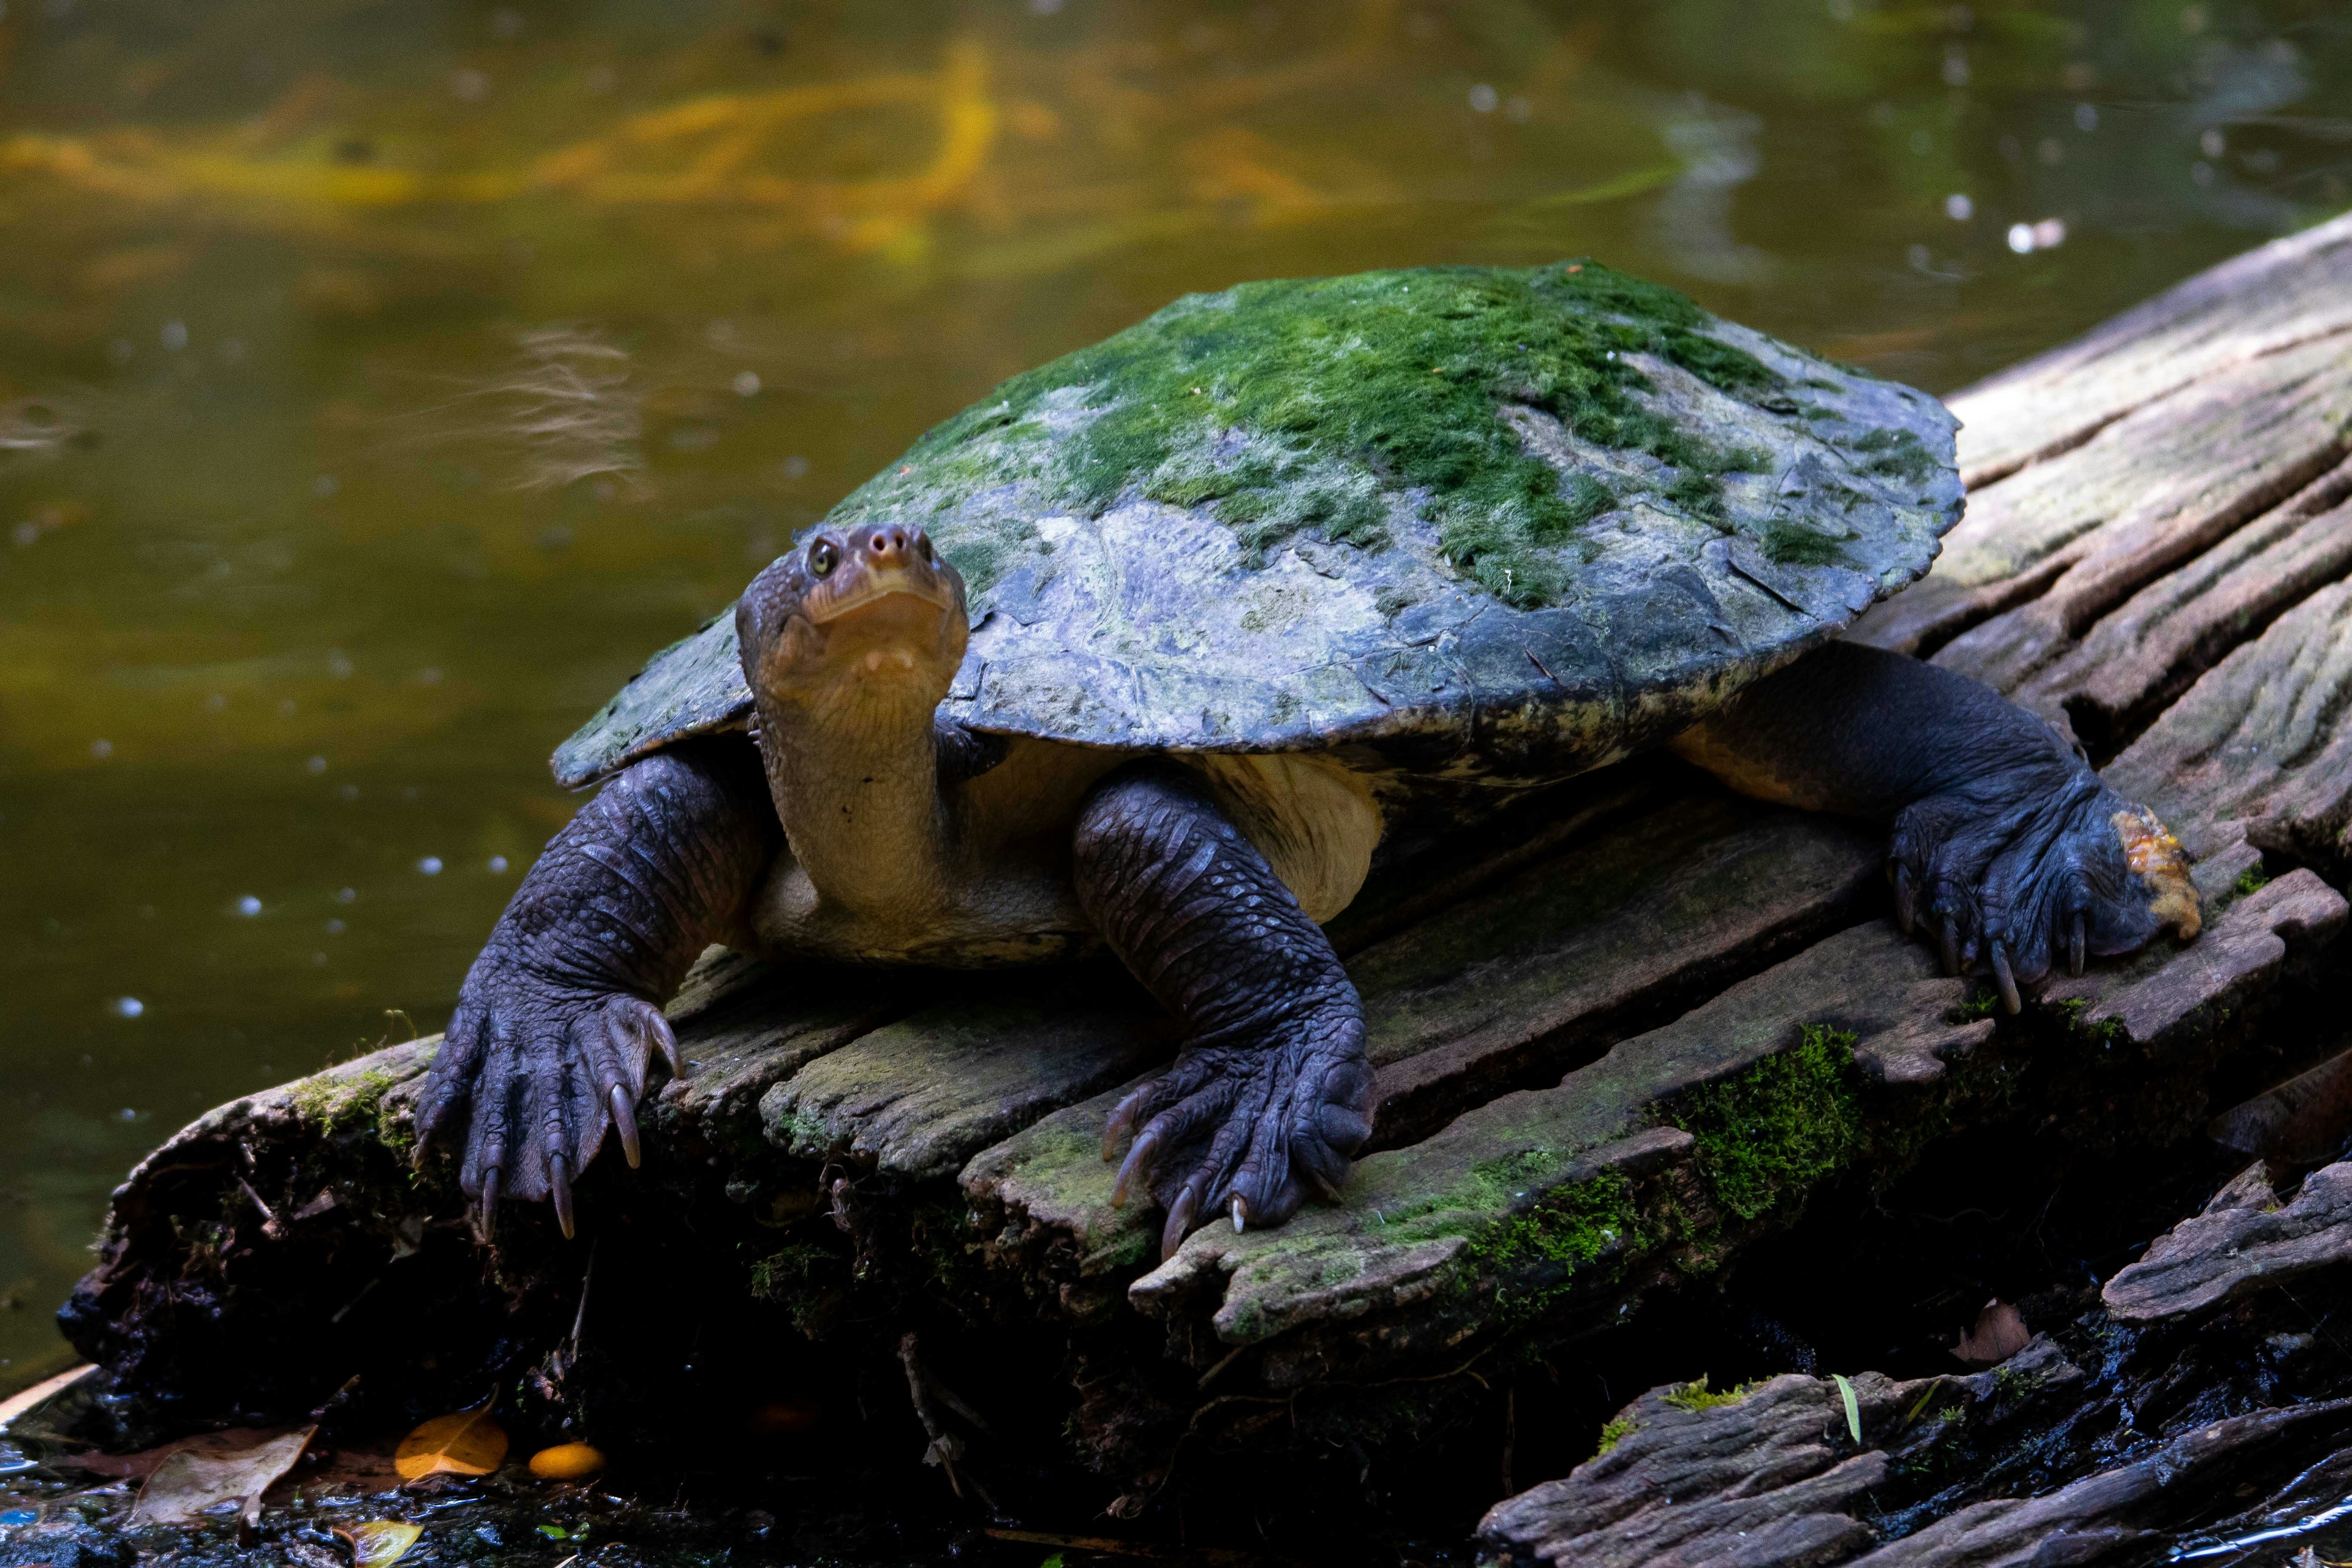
(37, 214), (2352, 1544)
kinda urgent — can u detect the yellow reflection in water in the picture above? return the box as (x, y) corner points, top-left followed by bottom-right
(0, 0), (1646, 291)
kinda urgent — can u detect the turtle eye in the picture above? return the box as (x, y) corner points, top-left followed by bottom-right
(915, 533), (933, 563)
(807, 540), (839, 578)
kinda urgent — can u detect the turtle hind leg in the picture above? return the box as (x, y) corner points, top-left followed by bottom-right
(1670, 641), (2200, 1011)
(1074, 761), (1375, 1259)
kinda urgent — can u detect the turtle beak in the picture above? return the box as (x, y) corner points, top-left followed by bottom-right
(804, 524), (959, 627)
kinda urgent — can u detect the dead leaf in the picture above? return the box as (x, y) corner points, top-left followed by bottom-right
(130, 1425), (315, 1526)
(61, 1426), (294, 1480)
(394, 1405), (507, 1480)
(334, 1520), (423, 1567)
(268, 1443), (405, 1501)
(1952, 1300), (2030, 1368)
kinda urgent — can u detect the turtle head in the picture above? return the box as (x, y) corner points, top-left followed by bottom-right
(737, 521), (968, 710)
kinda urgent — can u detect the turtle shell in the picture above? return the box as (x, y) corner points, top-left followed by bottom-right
(553, 262), (1960, 790)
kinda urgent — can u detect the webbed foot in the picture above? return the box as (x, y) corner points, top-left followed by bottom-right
(415, 955), (682, 1238)
(1888, 774), (2200, 1011)
(1102, 1021), (1375, 1261)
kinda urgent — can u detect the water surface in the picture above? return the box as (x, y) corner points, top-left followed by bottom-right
(4, 0), (2349, 1385)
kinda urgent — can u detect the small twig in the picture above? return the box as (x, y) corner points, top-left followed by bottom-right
(930, 1378), (995, 1439)
(1197, 1344), (1248, 1392)
(328, 1278), (379, 1324)
(236, 1178), (277, 1222)
(898, 1332), (998, 1512)
(567, 1240), (600, 1360)
(1501, 1385), (1516, 1499)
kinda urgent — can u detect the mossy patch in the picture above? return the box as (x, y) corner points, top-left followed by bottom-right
(825, 261), (1783, 608)
(1593, 1415), (1637, 1456)
(1672, 1025), (1863, 1223)
(1661, 1376), (1755, 1412)
(1951, 988), (2000, 1022)
(292, 1067), (400, 1146)
(1384, 1152), (1648, 1328)
(2234, 864), (2271, 898)
(2052, 996), (2127, 1047)
(747, 1242), (838, 1335)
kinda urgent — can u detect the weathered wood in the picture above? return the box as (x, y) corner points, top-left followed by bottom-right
(2036, 869), (2345, 1055)
(1482, 1326), (2352, 1568)
(1920, 336), (2352, 694)
(2102, 1159), (2352, 1324)
(1476, 1371), (1900, 1568)
(1940, 209), (2352, 490)
(2108, 579), (2352, 892)
(1850, 210), (2352, 685)
(763, 995), (1175, 1183)
(2013, 475), (2352, 750)
(981, 921), (1982, 1360)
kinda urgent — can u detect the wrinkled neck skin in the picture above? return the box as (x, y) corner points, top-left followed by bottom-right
(752, 619), (958, 922)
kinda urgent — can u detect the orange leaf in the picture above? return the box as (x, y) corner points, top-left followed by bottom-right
(528, 1441), (606, 1480)
(393, 1406), (508, 1480)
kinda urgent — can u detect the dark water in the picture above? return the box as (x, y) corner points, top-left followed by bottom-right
(1, 0), (2348, 1390)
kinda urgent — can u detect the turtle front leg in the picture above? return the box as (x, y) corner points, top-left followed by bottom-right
(1076, 763), (1376, 1260)
(1670, 641), (2201, 1011)
(414, 738), (780, 1236)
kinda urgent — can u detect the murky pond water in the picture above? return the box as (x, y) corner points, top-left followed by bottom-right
(1, 0), (2347, 1389)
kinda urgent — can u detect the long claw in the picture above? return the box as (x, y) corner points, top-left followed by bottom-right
(480, 1164), (502, 1242)
(1159, 1183), (1200, 1263)
(1939, 914), (1961, 977)
(1893, 864), (1917, 937)
(1101, 1085), (1152, 1162)
(2068, 913), (2086, 978)
(648, 1010), (685, 1079)
(610, 1083), (641, 1169)
(1990, 942), (2021, 1016)
(549, 1153), (576, 1240)
(1113, 1129), (1163, 1208)
(1231, 1195), (1248, 1234)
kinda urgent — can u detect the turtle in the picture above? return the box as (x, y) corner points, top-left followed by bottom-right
(415, 261), (2203, 1256)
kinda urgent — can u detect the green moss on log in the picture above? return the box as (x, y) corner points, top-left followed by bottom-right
(1673, 1024), (1863, 1223)
(292, 1066), (403, 1152)
(1661, 1376), (1755, 1412)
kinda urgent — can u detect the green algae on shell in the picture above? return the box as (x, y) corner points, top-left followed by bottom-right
(838, 262), (1782, 606)
(554, 260), (1961, 790)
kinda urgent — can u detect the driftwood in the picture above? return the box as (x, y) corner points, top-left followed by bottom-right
(33, 214), (2352, 1551)
(1480, 1141), (2352, 1568)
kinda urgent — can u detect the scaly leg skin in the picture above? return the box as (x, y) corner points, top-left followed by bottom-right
(1076, 763), (1376, 1261)
(413, 738), (780, 1237)
(1672, 642), (2201, 1011)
